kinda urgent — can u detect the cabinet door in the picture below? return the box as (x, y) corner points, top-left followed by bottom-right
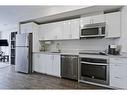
(33, 53), (41, 72)
(39, 54), (47, 74)
(39, 24), (46, 40)
(39, 22), (63, 40)
(110, 58), (127, 89)
(80, 16), (91, 28)
(61, 20), (70, 39)
(105, 12), (121, 38)
(52, 55), (61, 77)
(70, 19), (80, 39)
(45, 54), (53, 75)
(50, 22), (62, 40)
(91, 14), (105, 23)
(80, 14), (105, 27)
(40, 24), (53, 40)
(20, 22), (34, 33)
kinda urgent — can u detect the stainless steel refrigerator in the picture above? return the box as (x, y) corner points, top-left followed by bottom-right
(15, 33), (32, 74)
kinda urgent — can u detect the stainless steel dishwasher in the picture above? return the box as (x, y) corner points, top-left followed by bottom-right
(61, 55), (78, 80)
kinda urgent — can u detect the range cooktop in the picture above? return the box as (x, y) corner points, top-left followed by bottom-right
(79, 50), (107, 55)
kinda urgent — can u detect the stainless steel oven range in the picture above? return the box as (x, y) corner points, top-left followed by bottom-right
(79, 53), (109, 85)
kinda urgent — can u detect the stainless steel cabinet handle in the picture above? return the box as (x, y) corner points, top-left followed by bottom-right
(114, 76), (121, 79)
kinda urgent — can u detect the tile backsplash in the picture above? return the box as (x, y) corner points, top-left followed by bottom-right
(48, 38), (116, 52)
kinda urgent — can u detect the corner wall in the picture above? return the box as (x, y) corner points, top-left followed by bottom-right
(115, 6), (127, 52)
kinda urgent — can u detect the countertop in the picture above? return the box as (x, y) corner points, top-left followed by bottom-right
(33, 51), (127, 58)
(33, 51), (79, 55)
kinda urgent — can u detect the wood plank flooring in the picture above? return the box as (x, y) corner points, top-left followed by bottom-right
(0, 65), (109, 89)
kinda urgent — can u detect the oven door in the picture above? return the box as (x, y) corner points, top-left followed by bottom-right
(80, 62), (109, 85)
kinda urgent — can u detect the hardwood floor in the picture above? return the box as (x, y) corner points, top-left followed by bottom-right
(0, 65), (109, 89)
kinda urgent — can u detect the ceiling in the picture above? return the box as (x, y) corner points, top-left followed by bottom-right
(0, 6), (88, 32)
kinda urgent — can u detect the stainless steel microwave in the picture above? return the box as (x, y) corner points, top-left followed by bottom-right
(80, 22), (106, 38)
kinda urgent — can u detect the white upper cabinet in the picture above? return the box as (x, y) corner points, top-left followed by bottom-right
(91, 14), (105, 24)
(70, 18), (80, 39)
(105, 12), (121, 38)
(20, 22), (37, 33)
(39, 18), (80, 40)
(62, 19), (80, 40)
(39, 21), (64, 40)
(39, 24), (48, 40)
(50, 21), (63, 40)
(61, 20), (70, 40)
(80, 14), (105, 28)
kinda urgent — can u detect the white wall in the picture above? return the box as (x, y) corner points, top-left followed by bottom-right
(114, 6), (127, 52)
(0, 27), (18, 55)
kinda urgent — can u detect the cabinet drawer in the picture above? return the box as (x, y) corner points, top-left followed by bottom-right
(110, 76), (127, 89)
(110, 64), (127, 77)
(110, 58), (127, 64)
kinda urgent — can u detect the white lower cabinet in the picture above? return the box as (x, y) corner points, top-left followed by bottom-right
(33, 53), (41, 72)
(33, 53), (61, 77)
(46, 54), (53, 75)
(52, 55), (61, 77)
(110, 58), (127, 89)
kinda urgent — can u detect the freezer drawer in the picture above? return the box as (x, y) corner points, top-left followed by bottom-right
(15, 47), (29, 73)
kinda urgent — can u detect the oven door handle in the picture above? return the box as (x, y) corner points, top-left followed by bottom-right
(80, 61), (108, 66)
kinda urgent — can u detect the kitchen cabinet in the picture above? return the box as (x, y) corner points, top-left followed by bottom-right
(70, 18), (80, 39)
(61, 21), (70, 40)
(46, 54), (61, 77)
(20, 22), (39, 52)
(33, 53), (41, 72)
(105, 12), (121, 38)
(39, 23), (54, 40)
(110, 58), (127, 89)
(39, 24), (48, 40)
(50, 21), (63, 40)
(33, 53), (48, 74)
(39, 18), (80, 40)
(33, 53), (61, 77)
(20, 22), (38, 33)
(39, 22), (63, 40)
(52, 54), (61, 77)
(33, 53), (52, 74)
(40, 54), (50, 74)
(80, 14), (105, 27)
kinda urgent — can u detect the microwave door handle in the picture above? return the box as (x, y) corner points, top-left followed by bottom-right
(99, 28), (101, 35)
